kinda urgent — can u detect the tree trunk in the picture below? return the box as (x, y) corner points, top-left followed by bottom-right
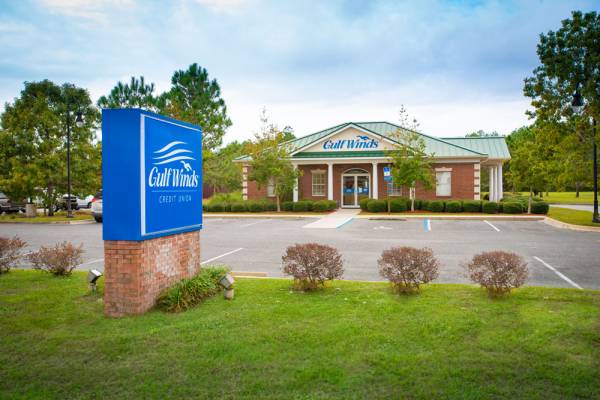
(276, 195), (280, 212)
(410, 187), (415, 212)
(575, 182), (581, 198)
(47, 185), (54, 217)
(528, 187), (533, 214)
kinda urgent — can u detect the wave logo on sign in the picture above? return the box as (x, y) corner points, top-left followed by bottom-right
(148, 141), (199, 189)
(322, 135), (379, 150)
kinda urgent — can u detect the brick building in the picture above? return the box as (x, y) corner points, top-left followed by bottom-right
(237, 122), (510, 208)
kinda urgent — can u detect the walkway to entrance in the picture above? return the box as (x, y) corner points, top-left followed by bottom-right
(303, 208), (360, 229)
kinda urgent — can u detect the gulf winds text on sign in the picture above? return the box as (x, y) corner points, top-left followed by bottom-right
(102, 109), (203, 241)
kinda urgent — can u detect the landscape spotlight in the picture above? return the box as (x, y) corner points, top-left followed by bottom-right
(75, 111), (84, 128)
(219, 274), (235, 290)
(88, 269), (103, 291)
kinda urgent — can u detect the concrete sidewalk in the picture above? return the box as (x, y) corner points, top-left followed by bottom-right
(303, 208), (360, 229)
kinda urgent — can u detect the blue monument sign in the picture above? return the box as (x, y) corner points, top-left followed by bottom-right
(383, 166), (392, 182)
(102, 109), (203, 241)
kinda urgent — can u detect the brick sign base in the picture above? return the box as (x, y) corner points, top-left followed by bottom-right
(103, 230), (201, 317)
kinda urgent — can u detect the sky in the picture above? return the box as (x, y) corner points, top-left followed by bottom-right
(0, 0), (599, 143)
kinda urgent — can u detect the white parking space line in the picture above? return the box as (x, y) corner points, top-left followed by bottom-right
(533, 256), (583, 290)
(77, 258), (104, 267)
(240, 220), (269, 228)
(483, 220), (500, 232)
(201, 248), (244, 265)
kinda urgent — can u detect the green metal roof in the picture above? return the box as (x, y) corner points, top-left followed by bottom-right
(235, 121), (511, 161)
(441, 136), (511, 159)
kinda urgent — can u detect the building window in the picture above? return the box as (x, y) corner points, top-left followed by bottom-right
(388, 181), (403, 196)
(267, 177), (275, 197)
(312, 171), (325, 196)
(436, 171), (451, 196)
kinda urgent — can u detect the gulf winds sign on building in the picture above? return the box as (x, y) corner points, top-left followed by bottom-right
(103, 109), (203, 241)
(322, 135), (379, 150)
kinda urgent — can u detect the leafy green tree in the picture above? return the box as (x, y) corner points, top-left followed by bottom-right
(97, 76), (157, 111)
(387, 129), (434, 211)
(466, 130), (499, 137)
(247, 112), (300, 212)
(0, 80), (100, 215)
(158, 63), (232, 152)
(204, 141), (246, 194)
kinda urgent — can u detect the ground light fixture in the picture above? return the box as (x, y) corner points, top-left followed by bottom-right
(88, 269), (102, 291)
(219, 273), (235, 300)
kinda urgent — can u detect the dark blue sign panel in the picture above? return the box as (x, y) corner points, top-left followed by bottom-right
(102, 109), (202, 241)
(383, 166), (392, 182)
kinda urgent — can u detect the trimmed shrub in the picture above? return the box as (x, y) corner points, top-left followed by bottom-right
(498, 202), (504, 213)
(247, 201), (265, 212)
(304, 200), (315, 211)
(28, 241), (84, 276)
(482, 201), (499, 214)
(264, 201), (277, 212)
(313, 200), (337, 212)
(157, 266), (230, 312)
(530, 201), (549, 214)
(230, 202), (247, 212)
(282, 243), (344, 290)
(282, 201), (294, 211)
(367, 200), (387, 213)
(462, 200), (482, 213)
(445, 201), (462, 213)
(483, 193), (489, 200)
(465, 251), (528, 296)
(425, 200), (445, 212)
(390, 198), (408, 213)
(0, 236), (27, 274)
(293, 201), (311, 212)
(359, 198), (374, 211)
(378, 246), (440, 293)
(502, 202), (523, 214)
(414, 199), (425, 210)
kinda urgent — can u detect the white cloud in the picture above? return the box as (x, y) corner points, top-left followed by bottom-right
(38, 0), (134, 23)
(193, 0), (253, 15)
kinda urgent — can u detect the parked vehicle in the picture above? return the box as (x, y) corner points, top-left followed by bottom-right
(0, 192), (25, 214)
(59, 195), (79, 211)
(91, 190), (102, 222)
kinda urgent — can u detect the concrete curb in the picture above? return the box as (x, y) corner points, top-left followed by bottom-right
(544, 217), (600, 233)
(356, 215), (545, 221)
(204, 213), (319, 219)
(0, 219), (95, 225)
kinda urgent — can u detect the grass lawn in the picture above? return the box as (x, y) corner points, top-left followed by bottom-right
(1, 271), (599, 399)
(548, 206), (600, 228)
(0, 211), (93, 223)
(519, 191), (596, 205)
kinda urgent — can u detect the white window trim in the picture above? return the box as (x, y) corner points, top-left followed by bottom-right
(436, 170), (452, 197)
(267, 177), (275, 197)
(388, 182), (403, 197)
(311, 171), (326, 197)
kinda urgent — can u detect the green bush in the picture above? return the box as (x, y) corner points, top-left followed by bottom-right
(157, 266), (229, 313)
(293, 201), (311, 212)
(416, 200), (427, 210)
(326, 200), (338, 210)
(230, 202), (247, 212)
(445, 201), (462, 213)
(389, 198), (408, 212)
(312, 200), (330, 212)
(530, 201), (549, 214)
(425, 200), (445, 212)
(209, 191), (243, 203)
(367, 200), (387, 213)
(502, 202), (523, 214)
(264, 201), (277, 212)
(247, 201), (265, 212)
(498, 202), (504, 213)
(304, 200), (315, 211)
(359, 198), (374, 211)
(282, 201), (294, 211)
(482, 201), (499, 214)
(209, 202), (226, 212)
(462, 200), (482, 213)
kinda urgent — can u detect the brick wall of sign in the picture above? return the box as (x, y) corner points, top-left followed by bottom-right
(104, 230), (201, 317)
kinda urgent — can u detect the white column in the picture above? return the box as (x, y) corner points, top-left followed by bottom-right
(292, 164), (299, 202)
(372, 162), (378, 199)
(242, 164), (248, 201)
(327, 162), (334, 201)
(497, 163), (503, 200)
(489, 166), (496, 202)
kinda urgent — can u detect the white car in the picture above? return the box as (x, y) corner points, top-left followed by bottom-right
(91, 190), (102, 222)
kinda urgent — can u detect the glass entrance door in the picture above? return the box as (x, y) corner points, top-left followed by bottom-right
(341, 174), (370, 208)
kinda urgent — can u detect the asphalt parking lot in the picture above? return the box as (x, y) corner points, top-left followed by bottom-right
(2, 217), (599, 289)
